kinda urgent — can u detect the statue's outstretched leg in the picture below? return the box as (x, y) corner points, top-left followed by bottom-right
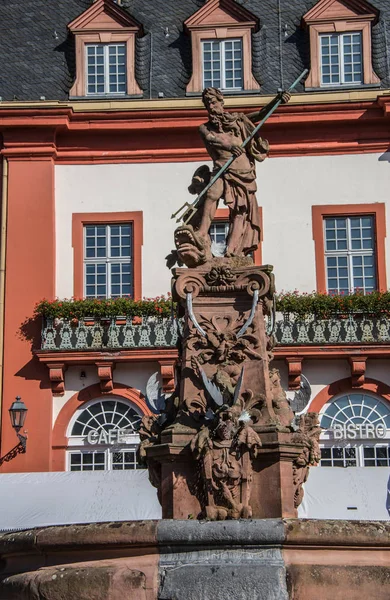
(226, 212), (246, 256)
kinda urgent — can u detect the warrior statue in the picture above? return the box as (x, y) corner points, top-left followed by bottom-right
(168, 87), (290, 267)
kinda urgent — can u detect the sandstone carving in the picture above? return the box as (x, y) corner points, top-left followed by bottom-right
(141, 84), (319, 520)
(292, 413), (322, 508)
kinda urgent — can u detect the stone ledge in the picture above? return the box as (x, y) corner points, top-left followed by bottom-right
(284, 519), (390, 546)
(0, 521), (159, 555)
(157, 519), (285, 546)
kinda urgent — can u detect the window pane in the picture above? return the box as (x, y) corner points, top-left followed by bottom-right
(86, 43), (127, 95)
(84, 223), (133, 298)
(202, 39), (222, 88)
(324, 215), (377, 294)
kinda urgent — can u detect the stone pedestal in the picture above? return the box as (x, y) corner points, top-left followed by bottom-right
(142, 261), (320, 520)
(1, 520), (389, 600)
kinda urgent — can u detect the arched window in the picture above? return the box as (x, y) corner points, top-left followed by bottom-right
(67, 398), (143, 472)
(319, 392), (390, 468)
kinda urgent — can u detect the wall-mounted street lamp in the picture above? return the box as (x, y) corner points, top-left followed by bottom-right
(0, 397), (28, 466)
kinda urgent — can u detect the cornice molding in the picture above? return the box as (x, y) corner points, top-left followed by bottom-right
(0, 95), (389, 162)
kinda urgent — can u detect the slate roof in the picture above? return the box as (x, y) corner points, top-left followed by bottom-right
(0, 0), (389, 101)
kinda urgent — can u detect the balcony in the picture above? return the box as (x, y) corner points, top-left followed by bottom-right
(274, 313), (390, 345)
(41, 317), (179, 351)
(33, 294), (390, 394)
(40, 313), (390, 352)
(35, 313), (390, 395)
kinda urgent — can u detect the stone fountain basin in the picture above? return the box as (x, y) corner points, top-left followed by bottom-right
(0, 519), (389, 600)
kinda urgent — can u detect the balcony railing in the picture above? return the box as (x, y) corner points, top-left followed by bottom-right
(40, 313), (390, 352)
(41, 317), (179, 351)
(274, 313), (390, 345)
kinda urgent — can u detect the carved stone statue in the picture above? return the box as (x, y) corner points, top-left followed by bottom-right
(167, 87), (290, 268)
(292, 413), (322, 508)
(191, 406), (261, 520)
(269, 368), (295, 429)
(141, 83), (318, 521)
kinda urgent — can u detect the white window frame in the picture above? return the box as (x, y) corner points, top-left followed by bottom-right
(319, 391), (390, 468)
(324, 215), (377, 294)
(319, 32), (363, 87)
(66, 397), (143, 472)
(202, 38), (243, 90)
(85, 43), (127, 96)
(320, 442), (390, 468)
(67, 446), (141, 471)
(83, 223), (133, 299)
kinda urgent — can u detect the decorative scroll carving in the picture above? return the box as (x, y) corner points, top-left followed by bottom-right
(349, 356), (367, 387)
(49, 363), (66, 396)
(292, 413), (321, 508)
(96, 362), (115, 393)
(205, 265), (237, 287)
(286, 357), (303, 390)
(158, 360), (176, 394)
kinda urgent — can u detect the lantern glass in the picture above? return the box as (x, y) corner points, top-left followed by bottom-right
(9, 397), (27, 433)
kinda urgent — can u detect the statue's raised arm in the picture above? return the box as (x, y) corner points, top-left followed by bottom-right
(246, 90), (291, 124)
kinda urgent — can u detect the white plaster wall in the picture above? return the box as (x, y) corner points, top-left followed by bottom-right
(55, 152), (390, 298)
(53, 362), (160, 426)
(272, 358), (390, 412)
(55, 161), (206, 299)
(54, 357), (390, 427)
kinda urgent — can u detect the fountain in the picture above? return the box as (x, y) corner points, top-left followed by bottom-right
(0, 86), (389, 600)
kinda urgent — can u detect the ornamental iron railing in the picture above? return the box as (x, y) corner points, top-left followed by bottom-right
(273, 313), (390, 345)
(40, 313), (390, 351)
(41, 317), (179, 351)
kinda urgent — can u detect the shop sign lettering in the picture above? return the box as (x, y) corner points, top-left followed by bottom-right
(331, 423), (386, 439)
(86, 429), (131, 445)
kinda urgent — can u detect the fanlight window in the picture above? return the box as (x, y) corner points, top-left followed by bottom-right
(320, 393), (390, 468)
(68, 399), (142, 472)
(320, 393), (390, 430)
(71, 399), (141, 436)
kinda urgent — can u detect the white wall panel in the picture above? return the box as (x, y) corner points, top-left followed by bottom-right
(55, 153), (390, 297)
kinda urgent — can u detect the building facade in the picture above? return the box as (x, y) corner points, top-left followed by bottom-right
(0, 0), (389, 517)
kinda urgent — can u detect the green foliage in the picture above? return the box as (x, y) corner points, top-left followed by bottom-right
(34, 295), (174, 320)
(275, 291), (390, 319)
(34, 291), (390, 321)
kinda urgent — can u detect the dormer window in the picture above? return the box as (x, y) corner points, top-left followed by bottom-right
(320, 32), (362, 86)
(86, 43), (126, 96)
(185, 0), (259, 95)
(68, 0), (143, 99)
(202, 39), (243, 90)
(302, 0), (379, 90)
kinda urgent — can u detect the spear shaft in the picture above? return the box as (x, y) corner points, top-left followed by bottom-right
(171, 69), (308, 224)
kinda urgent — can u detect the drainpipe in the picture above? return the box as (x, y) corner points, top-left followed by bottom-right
(149, 32), (153, 99)
(0, 156), (8, 446)
(278, 0), (284, 89)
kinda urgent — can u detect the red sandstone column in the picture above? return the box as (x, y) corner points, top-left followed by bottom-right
(0, 131), (56, 472)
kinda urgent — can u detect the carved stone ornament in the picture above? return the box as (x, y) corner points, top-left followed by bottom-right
(96, 362), (115, 393)
(49, 363), (67, 396)
(143, 86), (317, 520)
(292, 412), (321, 508)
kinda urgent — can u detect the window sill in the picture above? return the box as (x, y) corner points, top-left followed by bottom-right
(69, 94), (143, 100)
(305, 83), (381, 93)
